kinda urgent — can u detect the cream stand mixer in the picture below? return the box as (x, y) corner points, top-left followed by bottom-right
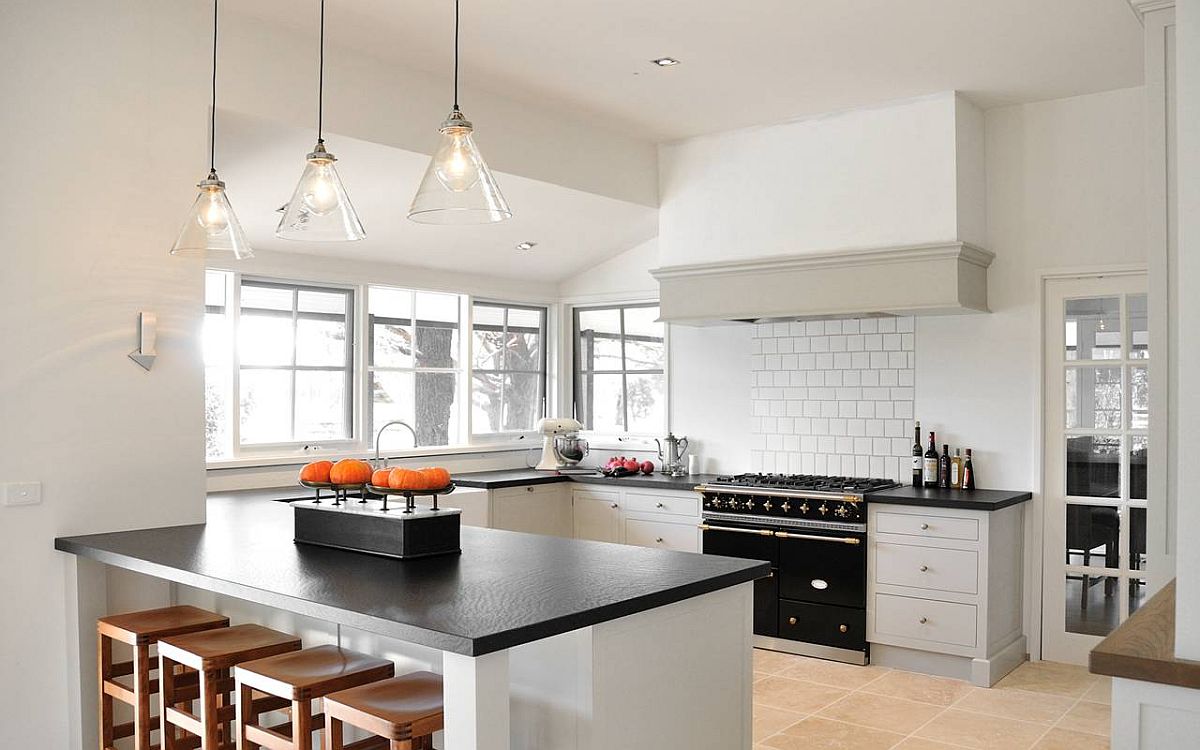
(534, 417), (590, 471)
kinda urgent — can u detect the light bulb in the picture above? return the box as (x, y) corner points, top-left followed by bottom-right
(434, 130), (480, 193)
(300, 160), (341, 216)
(197, 188), (229, 236)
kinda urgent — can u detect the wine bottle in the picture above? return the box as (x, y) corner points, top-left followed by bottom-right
(911, 420), (923, 487)
(951, 448), (963, 489)
(923, 432), (939, 488)
(961, 449), (976, 490)
(938, 444), (951, 488)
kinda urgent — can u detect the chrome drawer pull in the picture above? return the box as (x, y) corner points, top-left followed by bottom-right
(919, 616), (928, 624)
(919, 565), (929, 572)
(920, 523), (930, 530)
(697, 523), (775, 537)
(656, 502), (665, 508)
(773, 530), (861, 545)
(655, 537), (664, 543)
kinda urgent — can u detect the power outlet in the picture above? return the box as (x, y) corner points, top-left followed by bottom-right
(3, 482), (42, 506)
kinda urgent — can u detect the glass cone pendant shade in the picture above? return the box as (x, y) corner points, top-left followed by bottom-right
(276, 143), (366, 241)
(408, 110), (511, 224)
(170, 170), (254, 259)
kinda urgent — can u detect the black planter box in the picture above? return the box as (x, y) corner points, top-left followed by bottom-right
(292, 500), (461, 559)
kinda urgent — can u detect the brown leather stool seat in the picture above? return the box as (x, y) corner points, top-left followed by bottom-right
(158, 624), (302, 749)
(234, 645), (395, 750)
(98, 605), (229, 750)
(323, 672), (444, 750)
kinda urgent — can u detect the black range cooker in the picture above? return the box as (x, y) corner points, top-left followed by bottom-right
(696, 473), (898, 665)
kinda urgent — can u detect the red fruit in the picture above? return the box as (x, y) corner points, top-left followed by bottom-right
(640, 460), (655, 475)
(622, 459), (640, 472)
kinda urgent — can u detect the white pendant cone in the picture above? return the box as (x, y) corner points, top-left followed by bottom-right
(170, 170), (253, 259)
(408, 109), (511, 225)
(276, 142), (366, 241)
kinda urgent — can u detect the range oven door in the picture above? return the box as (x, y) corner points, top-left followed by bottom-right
(776, 528), (866, 609)
(700, 522), (778, 637)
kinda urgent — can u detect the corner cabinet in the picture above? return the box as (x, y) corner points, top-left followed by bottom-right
(866, 503), (1026, 687)
(491, 484), (572, 538)
(572, 486), (702, 553)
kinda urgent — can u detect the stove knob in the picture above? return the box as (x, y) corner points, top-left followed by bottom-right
(743, 498), (755, 510)
(781, 501), (791, 513)
(798, 502), (809, 514)
(712, 498), (723, 509)
(834, 504), (850, 518)
(818, 502), (829, 515)
(763, 500), (773, 512)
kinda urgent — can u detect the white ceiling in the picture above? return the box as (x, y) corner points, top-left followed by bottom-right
(230, 0), (1144, 141)
(220, 112), (658, 281)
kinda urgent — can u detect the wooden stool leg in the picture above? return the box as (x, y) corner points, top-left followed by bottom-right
(323, 716), (342, 750)
(160, 653), (177, 750)
(237, 683), (259, 750)
(133, 643), (153, 750)
(292, 699), (312, 750)
(200, 668), (221, 749)
(219, 668), (233, 750)
(98, 632), (113, 750)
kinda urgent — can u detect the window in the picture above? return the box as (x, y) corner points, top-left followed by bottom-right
(204, 273), (354, 457)
(573, 304), (665, 434)
(368, 286), (464, 450)
(471, 302), (547, 435)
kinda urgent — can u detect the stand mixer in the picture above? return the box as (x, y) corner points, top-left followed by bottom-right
(534, 418), (590, 471)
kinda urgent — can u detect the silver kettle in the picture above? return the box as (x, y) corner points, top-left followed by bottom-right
(655, 433), (690, 477)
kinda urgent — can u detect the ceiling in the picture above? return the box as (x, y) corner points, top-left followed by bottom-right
(229, 0), (1144, 141)
(221, 112), (658, 281)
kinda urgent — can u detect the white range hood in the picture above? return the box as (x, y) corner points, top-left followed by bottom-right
(650, 241), (994, 325)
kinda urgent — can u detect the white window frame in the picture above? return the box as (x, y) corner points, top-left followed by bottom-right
(469, 300), (550, 442)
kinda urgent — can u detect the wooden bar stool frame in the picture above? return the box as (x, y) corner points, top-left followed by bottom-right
(323, 673), (443, 750)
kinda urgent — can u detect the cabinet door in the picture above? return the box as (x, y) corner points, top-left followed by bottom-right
(492, 485), (571, 537)
(573, 495), (621, 543)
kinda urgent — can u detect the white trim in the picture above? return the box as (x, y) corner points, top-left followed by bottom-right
(1128, 0), (1175, 23)
(206, 443), (534, 471)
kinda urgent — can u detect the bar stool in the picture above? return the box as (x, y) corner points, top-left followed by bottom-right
(158, 624), (302, 749)
(323, 672), (443, 750)
(98, 605), (229, 750)
(234, 645), (395, 750)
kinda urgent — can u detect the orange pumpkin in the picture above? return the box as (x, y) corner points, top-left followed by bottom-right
(387, 468), (427, 490)
(329, 459), (372, 486)
(299, 460), (333, 484)
(370, 468), (392, 488)
(418, 466), (451, 489)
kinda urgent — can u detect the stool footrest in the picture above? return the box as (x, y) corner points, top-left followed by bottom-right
(343, 737), (390, 750)
(244, 713), (325, 750)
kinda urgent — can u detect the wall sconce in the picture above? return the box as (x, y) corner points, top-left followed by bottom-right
(129, 312), (157, 371)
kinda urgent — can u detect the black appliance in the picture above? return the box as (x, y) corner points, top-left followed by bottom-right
(697, 473), (897, 665)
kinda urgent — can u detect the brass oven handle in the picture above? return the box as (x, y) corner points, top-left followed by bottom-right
(697, 523), (776, 537)
(773, 530), (861, 545)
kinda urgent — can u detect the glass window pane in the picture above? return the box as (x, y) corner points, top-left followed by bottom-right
(415, 371), (459, 446)
(205, 270), (228, 308)
(471, 373), (504, 434)
(506, 327), (542, 373)
(370, 287), (412, 319)
(1130, 437), (1148, 500)
(296, 319), (346, 367)
(508, 307), (543, 331)
(472, 303), (505, 328)
(297, 289), (347, 315)
(1065, 573), (1120, 636)
(1130, 505), (1147, 573)
(239, 313), (294, 366)
(205, 366), (232, 459)
(1065, 297), (1121, 360)
(577, 308), (623, 371)
(623, 306), (661, 337)
(1066, 436), (1120, 498)
(472, 327), (505, 370)
(1130, 578), (1148, 617)
(626, 372), (666, 434)
(579, 373), (624, 433)
(203, 311), (232, 367)
(294, 370), (347, 440)
(240, 369), (293, 444)
(1129, 294), (1148, 359)
(373, 323), (413, 368)
(624, 336), (664, 371)
(1066, 503), (1121, 569)
(241, 284), (293, 312)
(1064, 367), (1122, 429)
(415, 320), (459, 369)
(1130, 366), (1148, 429)
(371, 371), (414, 449)
(504, 373), (542, 432)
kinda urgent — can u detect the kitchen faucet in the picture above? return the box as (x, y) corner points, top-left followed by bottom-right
(374, 420), (417, 469)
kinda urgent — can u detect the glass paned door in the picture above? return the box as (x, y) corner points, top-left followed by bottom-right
(1042, 274), (1149, 663)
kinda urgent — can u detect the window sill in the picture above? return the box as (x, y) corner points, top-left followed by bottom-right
(207, 441), (537, 471)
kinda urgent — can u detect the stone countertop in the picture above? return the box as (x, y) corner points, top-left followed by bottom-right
(453, 468), (722, 491)
(54, 494), (765, 657)
(867, 485), (1033, 511)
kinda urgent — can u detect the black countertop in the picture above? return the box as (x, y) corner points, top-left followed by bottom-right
(54, 495), (766, 657)
(868, 485), (1032, 511)
(454, 469), (721, 491)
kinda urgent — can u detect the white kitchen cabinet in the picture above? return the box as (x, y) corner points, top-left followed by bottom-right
(572, 488), (622, 543)
(491, 484), (572, 538)
(571, 486), (702, 552)
(866, 503), (1025, 687)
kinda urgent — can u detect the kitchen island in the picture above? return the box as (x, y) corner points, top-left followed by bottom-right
(56, 493), (765, 750)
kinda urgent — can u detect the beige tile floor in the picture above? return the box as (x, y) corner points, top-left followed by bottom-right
(753, 649), (1111, 750)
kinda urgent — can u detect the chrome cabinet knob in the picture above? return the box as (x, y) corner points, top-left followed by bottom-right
(656, 502), (665, 508)
(788, 617), (797, 626)
(919, 616), (928, 624)
(526, 486), (535, 492)
(920, 523), (930, 530)
(610, 503), (619, 509)
(919, 565), (929, 572)
(655, 537), (664, 543)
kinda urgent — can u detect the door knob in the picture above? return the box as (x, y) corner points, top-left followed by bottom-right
(788, 617), (797, 625)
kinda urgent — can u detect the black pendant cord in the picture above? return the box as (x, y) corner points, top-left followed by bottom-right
(317, 0), (325, 143)
(210, 0), (219, 172)
(452, 0), (460, 111)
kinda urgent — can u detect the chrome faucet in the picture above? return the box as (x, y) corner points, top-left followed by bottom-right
(374, 420), (417, 469)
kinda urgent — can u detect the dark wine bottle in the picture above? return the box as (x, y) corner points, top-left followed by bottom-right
(923, 432), (939, 488)
(911, 420), (923, 487)
(961, 448), (976, 490)
(938, 444), (951, 488)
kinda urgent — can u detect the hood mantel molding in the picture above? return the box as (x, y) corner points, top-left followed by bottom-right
(650, 241), (995, 325)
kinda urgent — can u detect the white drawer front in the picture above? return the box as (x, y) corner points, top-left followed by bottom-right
(624, 518), (699, 553)
(874, 511), (979, 541)
(572, 487), (620, 504)
(622, 491), (699, 517)
(874, 593), (977, 648)
(875, 542), (979, 594)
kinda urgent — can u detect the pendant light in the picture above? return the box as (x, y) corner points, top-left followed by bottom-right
(408, 0), (511, 224)
(171, 0), (253, 259)
(276, 0), (366, 241)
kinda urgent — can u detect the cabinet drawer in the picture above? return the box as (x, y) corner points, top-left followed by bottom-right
(874, 593), (977, 648)
(624, 518), (698, 552)
(875, 542), (979, 594)
(494, 483), (560, 501)
(622, 491), (699, 517)
(874, 511), (979, 541)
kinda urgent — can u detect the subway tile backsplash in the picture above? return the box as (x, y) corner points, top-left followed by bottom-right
(749, 316), (915, 481)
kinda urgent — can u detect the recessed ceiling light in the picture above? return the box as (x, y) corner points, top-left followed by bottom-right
(650, 57), (680, 67)
(516, 241), (537, 252)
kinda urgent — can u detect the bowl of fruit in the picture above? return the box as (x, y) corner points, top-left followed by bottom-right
(598, 456), (654, 478)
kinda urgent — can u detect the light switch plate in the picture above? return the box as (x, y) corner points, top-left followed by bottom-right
(3, 482), (42, 506)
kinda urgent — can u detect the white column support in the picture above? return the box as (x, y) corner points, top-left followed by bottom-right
(443, 649), (511, 750)
(63, 555), (107, 750)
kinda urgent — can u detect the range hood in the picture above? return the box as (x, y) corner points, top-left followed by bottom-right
(650, 242), (994, 325)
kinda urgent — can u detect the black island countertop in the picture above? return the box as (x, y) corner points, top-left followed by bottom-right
(54, 494), (766, 657)
(868, 485), (1032, 511)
